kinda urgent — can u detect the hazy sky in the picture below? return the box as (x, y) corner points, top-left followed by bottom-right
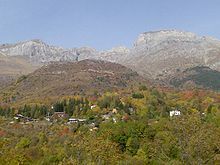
(0, 0), (220, 50)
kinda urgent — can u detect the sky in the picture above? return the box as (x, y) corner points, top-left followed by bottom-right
(0, 0), (220, 50)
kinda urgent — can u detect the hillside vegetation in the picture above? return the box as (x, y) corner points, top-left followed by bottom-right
(1, 59), (146, 104)
(0, 83), (219, 164)
(170, 66), (220, 91)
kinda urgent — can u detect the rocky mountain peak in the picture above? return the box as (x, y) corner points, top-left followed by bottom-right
(0, 39), (79, 64)
(29, 39), (44, 43)
(134, 29), (199, 47)
(1, 29), (220, 82)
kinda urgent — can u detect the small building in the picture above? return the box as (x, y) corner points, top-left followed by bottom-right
(102, 113), (112, 120)
(68, 118), (79, 123)
(169, 110), (181, 117)
(78, 119), (86, 122)
(90, 127), (99, 132)
(16, 114), (25, 118)
(128, 107), (135, 114)
(91, 105), (97, 109)
(88, 122), (99, 131)
(112, 108), (118, 114)
(14, 114), (33, 122)
(68, 118), (87, 124)
(45, 117), (51, 122)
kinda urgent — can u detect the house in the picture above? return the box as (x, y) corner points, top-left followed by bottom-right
(112, 108), (118, 114)
(102, 113), (112, 120)
(91, 105), (97, 109)
(169, 110), (181, 117)
(90, 127), (99, 132)
(112, 117), (117, 123)
(14, 114), (33, 122)
(88, 122), (99, 131)
(78, 119), (86, 122)
(15, 114), (24, 118)
(128, 107), (135, 114)
(45, 112), (51, 122)
(68, 118), (79, 123)
(88, 122), (96, 127)
(45, 117), (50, 121)
(67, 118), (87, 124)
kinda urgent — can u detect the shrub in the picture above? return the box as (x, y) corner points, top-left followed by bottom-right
(132, 93), (144, 99)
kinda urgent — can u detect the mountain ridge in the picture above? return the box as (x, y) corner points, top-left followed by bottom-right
(1, 29), (220, 90)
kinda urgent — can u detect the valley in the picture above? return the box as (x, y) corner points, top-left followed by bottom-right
(0, 30), (220, 164)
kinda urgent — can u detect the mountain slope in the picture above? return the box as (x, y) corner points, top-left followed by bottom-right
(0, 40), (97, 88)
(168, 66), (220, 91)
(0, 53), (38, 89)
(1, 29), (220, 89)
(0, 53), (37, 74)
(121, 30), (220, 78)
(4, 59), (145, 102)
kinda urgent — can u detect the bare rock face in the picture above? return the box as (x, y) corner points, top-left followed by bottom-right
(123, 30), (220, 78)
(0, 40), (99, 89)
(0, 40), (98, 64)
(1, 29), (220, 82)
(134, 30), (199, 47)
(97, 46), (130, 63)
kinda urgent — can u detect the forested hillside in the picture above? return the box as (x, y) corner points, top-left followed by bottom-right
(0, 59), (145, 104)
(169, 66), (220, 91)
(0, 85), (219, 164)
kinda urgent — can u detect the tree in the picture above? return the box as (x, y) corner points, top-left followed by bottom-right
(126, 136), (140, 155)
(132, 93), (144, 99)
(16, 137), (31, 149)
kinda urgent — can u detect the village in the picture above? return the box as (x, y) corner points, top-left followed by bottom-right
(10, 103), (183, 133)
(0, 89), (218, 164)
(11, 105), (126, 131)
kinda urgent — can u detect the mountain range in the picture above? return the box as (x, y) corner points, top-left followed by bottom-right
(1, 29), (220, 91)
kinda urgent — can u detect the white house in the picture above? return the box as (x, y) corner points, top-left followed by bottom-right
(68, 118), (79, 123)
(169, 110), (181, 117)
(102, 113), (112, 120)
(91, 105), (97, 109)
(68, 118), (87, 124)
(112, 108), (118, 114)
(78, 119), (86, 122)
